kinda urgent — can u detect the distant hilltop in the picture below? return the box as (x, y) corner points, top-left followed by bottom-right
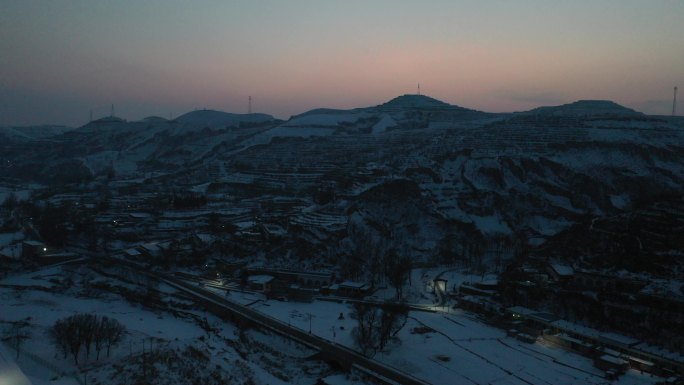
(378, 94), (453, 109)
(67, 95), (650, 130)
(174, 109), (274, 127)
(0, 125), (74, 140)
(293, 95), (639, 118)
(292, 94), (480, 120)
(526, 100), (642, 117)
(374, 94), (475, 112)
(80, 109), (276, 129)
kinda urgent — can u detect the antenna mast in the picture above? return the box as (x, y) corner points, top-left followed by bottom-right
(110, 104), (115, 117)
(248, 96), (252, 114)
(417, 83), (421, 95)
(674, 86), (678, 116)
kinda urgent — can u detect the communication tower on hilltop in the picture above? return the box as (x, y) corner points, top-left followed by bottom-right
(248, 96), (252, 114)
(417, 83), (421, 95)
(673, 86), (678, 116)
(111, 104), (115, 118)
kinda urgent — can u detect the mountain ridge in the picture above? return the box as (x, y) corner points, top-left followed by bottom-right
(174, 109), (274, 127)
(524, 99), (641, 116)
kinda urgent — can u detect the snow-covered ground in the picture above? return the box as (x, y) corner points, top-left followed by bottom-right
(0, 264), (667, 385)
(0, 187), (34, 204)
(0, 265), (352, 385)
(0, 343), (32, 385)
(213, 268), (662, 385)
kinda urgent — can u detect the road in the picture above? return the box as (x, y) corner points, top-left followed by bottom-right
(162, 275), (432, 385)
(102, 257), (433, 385)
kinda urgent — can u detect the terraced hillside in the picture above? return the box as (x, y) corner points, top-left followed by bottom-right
(3, 96), (684, 274)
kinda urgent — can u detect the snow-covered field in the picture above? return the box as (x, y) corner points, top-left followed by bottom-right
(245, 298), (660, 385)
(0, 342), (32, 385)
(0, 187), (34, 204)
(0, 265), (356, 385)
(222, 268), (662, 385)
(0, 264), (667, 385)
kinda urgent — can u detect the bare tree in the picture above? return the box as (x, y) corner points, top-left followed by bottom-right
(351, 302), (380, 356)
(48, 319), (69, 359)
(66, 319), (83, 365)
(351, 302), (408, 357)
(79, 314), (97, 360)
(376, 302), (408, 352)
(94, 316), (107, 360)
(48, 314), (127, 365)
(103, 317), (126, 357)
(384, 250), (412, 300)
(7, 320), (31, 359)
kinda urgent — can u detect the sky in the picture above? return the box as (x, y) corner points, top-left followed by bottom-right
(1, 0), (683, 126)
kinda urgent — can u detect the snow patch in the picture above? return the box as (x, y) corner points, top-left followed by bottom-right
(469, 214), (512, 235)
(371, 114), (396, 134)
(610, 194), (631, 210)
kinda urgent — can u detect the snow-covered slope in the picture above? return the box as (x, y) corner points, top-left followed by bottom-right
(4, 96), (684, 268)
(0, 125), (73, 141)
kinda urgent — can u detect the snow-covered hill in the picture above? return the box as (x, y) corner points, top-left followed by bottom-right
(3, 96), (684, 270)
(374, 94), (471, 111)
(0, 125), (73, 141)
(525, 100), (642, 117)
(174, 109), (274, 127)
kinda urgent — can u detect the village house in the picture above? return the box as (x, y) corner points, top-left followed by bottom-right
(21, 240), (48, 259)
(570, 269), (647, 294)
(505, 305), (684, 377)
(247, 267), (334, 289)
(571, 270), (618, 292)
(332, 280), (372, 298)
(247, 275), (274, 294)
(546, 262), (574, 283)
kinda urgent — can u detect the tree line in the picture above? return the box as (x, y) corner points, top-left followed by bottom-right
(49, 313), (126, 365)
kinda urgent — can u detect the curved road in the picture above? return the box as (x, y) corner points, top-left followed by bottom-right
(104, 257), (433, 385)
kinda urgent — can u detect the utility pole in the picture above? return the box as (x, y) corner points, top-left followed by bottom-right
(142, 338), (146, 380)
(306, 313), (315, 334)
(674, 86), (678, 116)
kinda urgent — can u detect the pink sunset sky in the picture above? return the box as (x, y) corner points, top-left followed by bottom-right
(1, 0), (682, 126)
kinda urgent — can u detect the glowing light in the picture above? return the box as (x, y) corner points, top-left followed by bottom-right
(0, 364), (32, 385)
